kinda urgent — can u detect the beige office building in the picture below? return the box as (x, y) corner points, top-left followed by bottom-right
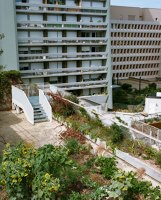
(111, 6), (161, 80)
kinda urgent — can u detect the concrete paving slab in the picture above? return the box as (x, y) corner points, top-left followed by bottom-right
(0, 111), (66, 150)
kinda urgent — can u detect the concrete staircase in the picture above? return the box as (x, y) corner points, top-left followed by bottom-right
(29, 96), (49, 123)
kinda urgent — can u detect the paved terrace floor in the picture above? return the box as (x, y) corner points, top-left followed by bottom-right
(0, 111), (65, 154)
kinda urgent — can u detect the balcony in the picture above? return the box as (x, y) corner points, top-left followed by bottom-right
(18, 37), (107, 46)
(17, 20), (107, 31)
(16, 2), (107, 16)
(54, 80), (108, 90)
(19, 52), (108, 63)
(21, 66), (107, 78)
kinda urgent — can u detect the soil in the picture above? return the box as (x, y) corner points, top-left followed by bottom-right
(61, 128), (86, 144)
(150, 121), (161, 129)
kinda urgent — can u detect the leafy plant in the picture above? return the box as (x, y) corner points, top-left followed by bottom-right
(65, 138), (81, 155)
(111, 123), (124, 143)
(95, 156), (118, 179)
(0, 70), (22, 110)
(48, 92), (76, 117)
(64, 95), (79, 104)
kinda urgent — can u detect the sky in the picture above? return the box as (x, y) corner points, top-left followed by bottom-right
(111, 0), (161, 9)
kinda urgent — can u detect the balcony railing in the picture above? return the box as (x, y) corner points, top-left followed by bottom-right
(20, 66), (107, 78)
(17, 20), (107, 30)
(54, 80), (108, 90)
(19, 52), (108, 62)
(18, 37), (107, 45)
(16, 2), (107, 14)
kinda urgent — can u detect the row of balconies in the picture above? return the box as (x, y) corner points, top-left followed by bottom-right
(55, 80), (107, 90)
(19, 52), (107, 62)
(20, 66), (107, 78)
(18, 37), (107, 46)
(16, 7), (107, 16)
(16, 2), (107, 12)
(17, 21), (107, 30)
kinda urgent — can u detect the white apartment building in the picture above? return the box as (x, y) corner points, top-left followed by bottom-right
(0, 0), (112, 109)
(1, 1), (161, 109)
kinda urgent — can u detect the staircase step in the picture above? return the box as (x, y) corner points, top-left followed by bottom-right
(33, 105), (42, 108)
(34, 111), (46, 115)
(34, 118), (49, 123)
(34, 114), (47, 120)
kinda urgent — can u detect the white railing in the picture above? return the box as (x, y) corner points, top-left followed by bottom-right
(39, 89), (52, 122)
(12, 86), (34, 124)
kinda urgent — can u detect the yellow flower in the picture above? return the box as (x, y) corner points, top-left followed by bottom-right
(44, 173), (50, 179)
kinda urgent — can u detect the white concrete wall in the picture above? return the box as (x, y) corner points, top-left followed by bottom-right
(39, 89), (52, 122)
(12, 86), (34, 124)
(143, 8), (161, 22)
(80, 95), (107, 105)
(144, 97), (161, 114)
(111, 6), (141, 21)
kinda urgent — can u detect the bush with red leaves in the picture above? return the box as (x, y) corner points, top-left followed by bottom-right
(47, 92), (76, 117)
(61, 128), (86, 144)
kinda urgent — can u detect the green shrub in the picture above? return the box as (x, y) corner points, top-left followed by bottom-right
(95, 156), (118, 179)
(69, 192), (87, 200)
(65, 138), (81, 155)
(110, 124), (124, 143)
(64, 95), (79, 104)
(121, 83), (132, 93)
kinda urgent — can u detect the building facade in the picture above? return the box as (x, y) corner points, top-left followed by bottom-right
(1, 1), (161, 108)
(0, 0), (112, 108)
(111, 6), (161, 80)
